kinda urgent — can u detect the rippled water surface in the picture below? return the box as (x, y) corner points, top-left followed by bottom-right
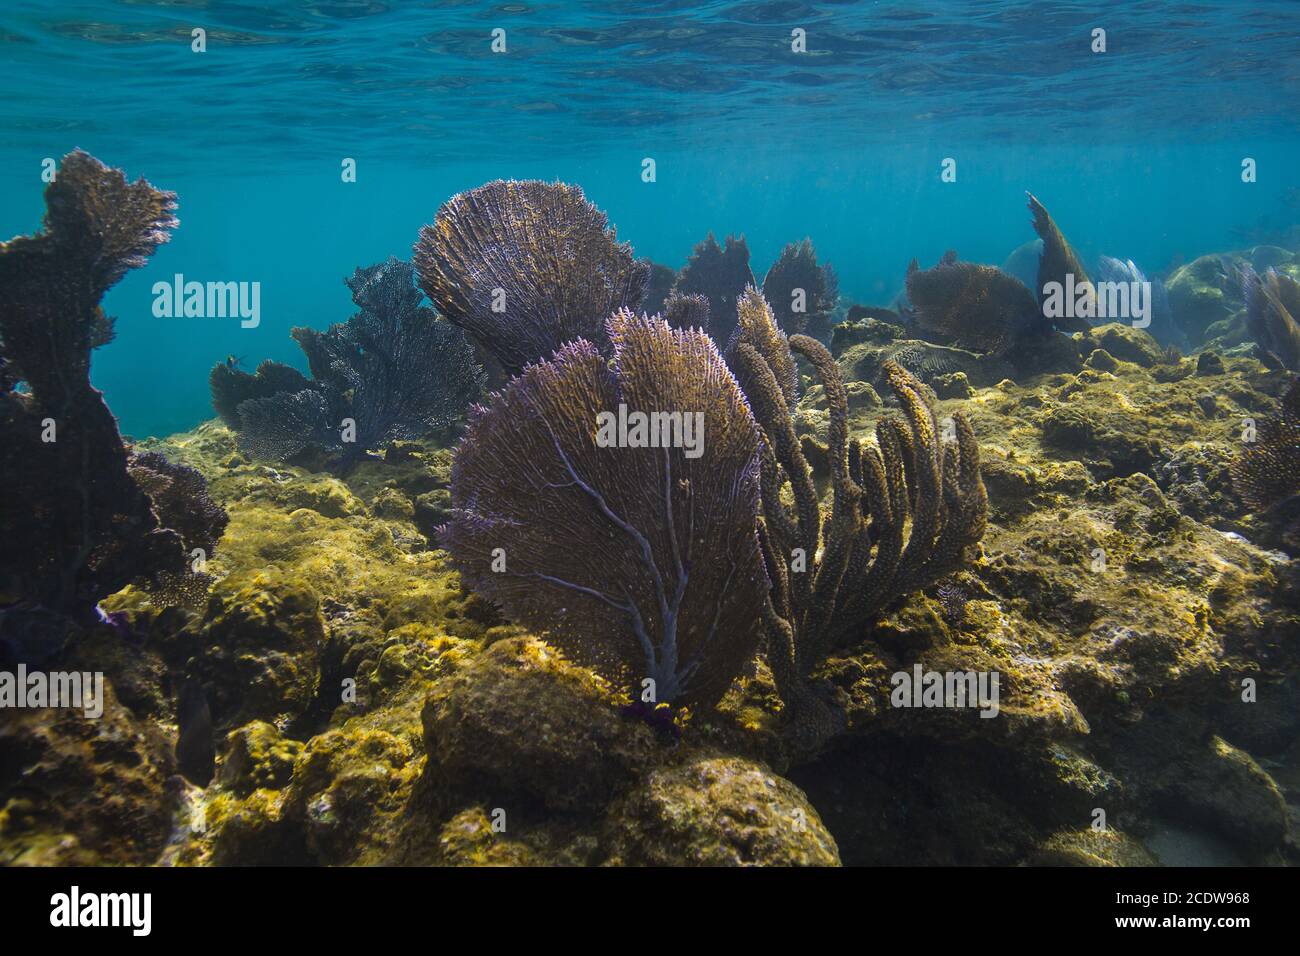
(1, 2), (1297, 436)
(3, 1), (1298, 162)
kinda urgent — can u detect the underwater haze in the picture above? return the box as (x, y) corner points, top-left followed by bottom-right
(4, 0), (1300, 880)
(1, 1), (1297, 436)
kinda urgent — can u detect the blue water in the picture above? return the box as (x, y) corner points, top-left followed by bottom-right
(1, 1), (1297, 437)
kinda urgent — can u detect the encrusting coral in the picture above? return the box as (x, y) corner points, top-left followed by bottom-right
(0, 150), (216, 629)
(727, 289), (988, 750)
(672, 232), (755, 346)
(218, 257), (484, 469)
(1240, 265), (1300, 371)
(439, 310), (768, 710)
(413, 179), (649, 374)
(761, 238), (839, 340)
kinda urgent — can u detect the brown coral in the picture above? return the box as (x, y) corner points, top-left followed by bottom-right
(439, 311), (767, 709)
(412, 179), (648, 374)
(0, 151), (187, 622)
(672, 232), (755, 345)
(728, 292), (987, 750)
(761, 238), (838, 338)
(1231, 377), (1300, 513)
(1026, 192), (1093, 334)
(905, 252), (1041, 354)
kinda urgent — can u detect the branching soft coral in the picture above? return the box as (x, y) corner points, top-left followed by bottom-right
(439, 311), (767, 710)
(220, 258), (484, 468)
(727, 290), (988, 752)
(413, 180), (649, 375)
(0, 151), (204, 625)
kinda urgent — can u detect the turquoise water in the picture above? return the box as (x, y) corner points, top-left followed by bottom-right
(1, 0), (1297, 436)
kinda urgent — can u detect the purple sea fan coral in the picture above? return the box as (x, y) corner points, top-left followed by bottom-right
(439, 311), (768, 710)
(413, 180), (649, 375)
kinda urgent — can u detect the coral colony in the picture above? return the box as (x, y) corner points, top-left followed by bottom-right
(0, 3), (1297, 878)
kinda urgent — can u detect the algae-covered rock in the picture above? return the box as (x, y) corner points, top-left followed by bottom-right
(284, 726), (420, 865)
(605, 755), (839, 866)
(1153, 735), (1289, 857)
(0, 681), (174, 865)
(1166, 253), (1242, 345)
(218, 721), (304, 796)
(433, 807), (541, 866)
(422, 636), (660, 812)
(1028, 828), (1159, 866)
(1089, 323), (1166, 368)
(186, 571), (326, 730)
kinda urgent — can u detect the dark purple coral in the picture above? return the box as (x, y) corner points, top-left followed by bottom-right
(672, 233), (755, 346)
(127, 452), (228, 560)
(440, 311), (767, 710)
(761, 239), (838, 339)
(209, 359), (313, 429)
(225, 257), (484, 466)
(413, 180), (649, 374)
(905, 252), (1041, 355)
(0, 151), (191, 622)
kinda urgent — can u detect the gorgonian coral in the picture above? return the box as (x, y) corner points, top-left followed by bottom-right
(439, 311), (767, 710)
(1026, 192), (1093, 334)
(1240, 265), (1300, 371)
(127, 452), (229, 562)
(1232, 378), (1300, 513)
(220, 257), (484, 467)
(210, 359), (313, 429)
(413, 180), (649, 374)
(727, 291), (987, 751)
(1096, 255), (1185, 351)
(0, 151), (195, 623)
(672, 232), (755, 346)
(761, 239), (838, 339)
(905, 252), (1041, 354)
(661, 291), (710, 332)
